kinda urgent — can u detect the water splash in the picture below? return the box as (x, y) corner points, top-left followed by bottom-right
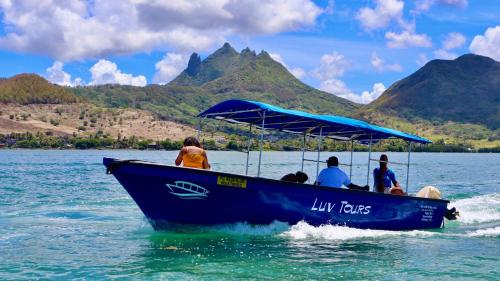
(451, 194), (500, 224)
(280, 221), (436, 241)
(465, 226), (500, 237)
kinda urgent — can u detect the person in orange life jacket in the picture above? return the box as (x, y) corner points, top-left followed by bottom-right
(175, 137), (210, 170)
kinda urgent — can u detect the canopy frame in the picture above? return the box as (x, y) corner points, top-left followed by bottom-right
(198, 100), (430, 192)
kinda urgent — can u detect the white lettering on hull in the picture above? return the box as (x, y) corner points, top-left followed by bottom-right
(311, 198), (371, 215)
(311, 198), (336, 212)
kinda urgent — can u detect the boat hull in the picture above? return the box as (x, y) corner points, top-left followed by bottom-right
(104, 158), (448, 231)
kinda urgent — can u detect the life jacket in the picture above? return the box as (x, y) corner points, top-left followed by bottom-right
(182, 147), (205, 169)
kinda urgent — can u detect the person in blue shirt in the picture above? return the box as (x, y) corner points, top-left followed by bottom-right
(316, 156), (368, 191)
(373, 154), (401, 193)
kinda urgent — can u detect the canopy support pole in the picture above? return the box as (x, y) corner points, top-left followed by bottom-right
(245, 124), (252, 176)
(197, 117), (202, 140)
(406, 141), (412, 193)
(349, 139), (354, 180)
(366, 134), (372, 189)
(257, 111), (266, 177)
(301, 133), (306, 172)
(316, 127), (323, 180)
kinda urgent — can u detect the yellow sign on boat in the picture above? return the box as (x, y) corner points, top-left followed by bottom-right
(217, 175), (247, 188)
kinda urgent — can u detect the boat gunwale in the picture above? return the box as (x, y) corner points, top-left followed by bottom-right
(104, 157), (450, 204)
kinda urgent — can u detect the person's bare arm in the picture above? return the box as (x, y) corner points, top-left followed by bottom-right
(202, 150), (210, 169)
(175, 148), (185, 166)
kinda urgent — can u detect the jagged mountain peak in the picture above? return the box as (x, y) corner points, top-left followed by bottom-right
(186, 53), (201, 77)
(241, 47), (256, 57)
(170, 43), (272, 87)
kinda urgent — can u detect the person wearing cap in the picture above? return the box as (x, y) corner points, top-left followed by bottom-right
(316, 156), (368, 191)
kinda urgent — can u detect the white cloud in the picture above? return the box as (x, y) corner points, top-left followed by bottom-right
(312, 52), (350, 80)
(433, 49), (457, 60)
(442, 32), (466, 50)
(356, 0), (404, 31)
(269, 53), (286, 65)
(469, 26), (500, 61)
(45, 61), (83, 87)
(319, 79), (352, 96)
(290, 68), (306, 79)
(0, 0), (324, 61)
(356, 1), (432, 49)
(359, 83), (386, 104)
(153, 53), (189, 85)
(438, 0), (468, 8)
(416, 53), (430, 66)
(385, 31), (432, 48)
(320, 79), (385, 104)
(312, 52), (385, 104)
(432, 32), (465, 60)
(371, 52), (403, 72)
(414, 0), (468, 12)
(89, 59), (147, 86)
(414, 0), (434, 12)
(269, 53), (306, 79)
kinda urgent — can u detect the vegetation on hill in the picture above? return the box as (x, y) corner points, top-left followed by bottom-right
(0, 74), (82, 104)
(367, 54), (500, 129)
(70, 43), (359, 125)
(1, 46), (499, 151)
(4, 131), (494, 152)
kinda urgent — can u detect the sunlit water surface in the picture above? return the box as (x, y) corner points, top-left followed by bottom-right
(1, 150), (499, 280)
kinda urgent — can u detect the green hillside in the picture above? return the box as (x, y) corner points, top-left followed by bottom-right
(70, 43), (360, 124)
(2, 46), (499, 150)
(0, 74), (82, 104)
(367, 54), (500, 129)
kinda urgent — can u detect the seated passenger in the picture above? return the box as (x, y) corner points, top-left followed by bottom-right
(175, 137), (210, 169)
(373, 154), (400, 193)
(281, 171), (309, 184)
(295, 171), (308, 184)
(316, 156), (368, 191)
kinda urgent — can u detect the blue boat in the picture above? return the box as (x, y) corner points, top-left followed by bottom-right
(104, 100), (450, 231)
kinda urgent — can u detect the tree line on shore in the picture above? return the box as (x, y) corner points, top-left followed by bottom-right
(1, 132), (498, 153)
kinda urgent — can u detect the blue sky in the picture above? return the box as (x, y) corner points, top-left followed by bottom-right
(0, 0), (498, 103)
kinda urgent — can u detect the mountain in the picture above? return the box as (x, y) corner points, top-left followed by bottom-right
(171, 42), (242, 86)
(71, 43), (359, 123)
(0, 74), (82, 104)
(2, 46), (498, 149)
(367, 54), (500, 129)
(169, 43), (359, 115)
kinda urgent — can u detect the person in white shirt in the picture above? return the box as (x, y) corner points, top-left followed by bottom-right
(316, 156), (368, 191)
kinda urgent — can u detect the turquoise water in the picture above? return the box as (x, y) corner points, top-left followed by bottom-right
(1, 150), (499, 280)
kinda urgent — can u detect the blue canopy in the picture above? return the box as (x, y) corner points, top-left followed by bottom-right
(199, 99), (431, 144)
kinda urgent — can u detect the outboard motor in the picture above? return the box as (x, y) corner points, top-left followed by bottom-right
(445, 207), (459, 220)
(417, 186), (459, 220)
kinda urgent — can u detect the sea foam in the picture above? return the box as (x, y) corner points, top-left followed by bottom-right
(280, 221), (436, 241)
(451, 194), (500, 224)
(465, 226), (500, 237)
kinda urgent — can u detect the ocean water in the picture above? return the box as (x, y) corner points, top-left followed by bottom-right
(0, 150), (498, 280)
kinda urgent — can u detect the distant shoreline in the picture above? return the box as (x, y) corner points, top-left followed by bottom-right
(2, 132), (499, 153)
(1, 147), (499, 153)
